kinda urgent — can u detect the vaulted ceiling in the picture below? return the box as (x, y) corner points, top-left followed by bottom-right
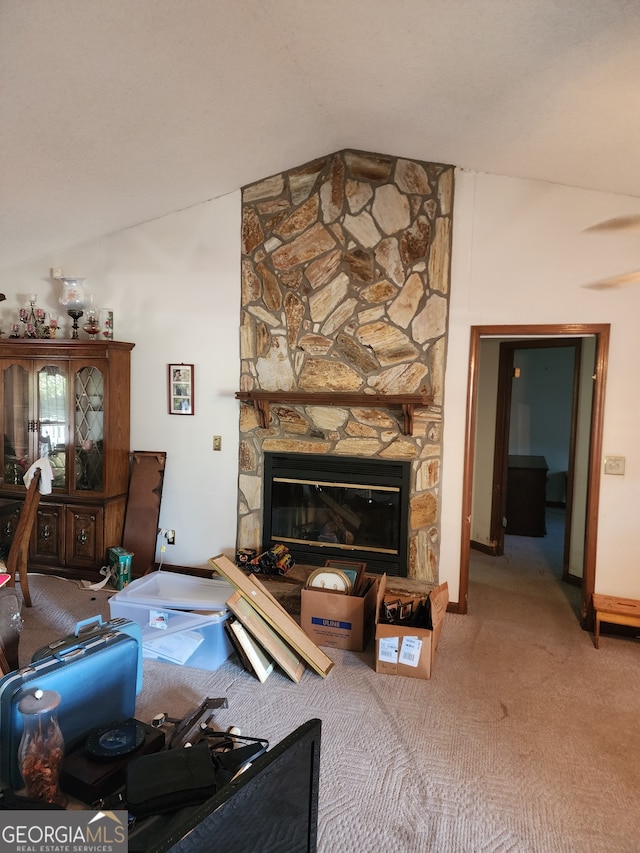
(2, 0), (639, 270)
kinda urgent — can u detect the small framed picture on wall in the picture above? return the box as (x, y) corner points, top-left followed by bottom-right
(168, 363), (195, 415)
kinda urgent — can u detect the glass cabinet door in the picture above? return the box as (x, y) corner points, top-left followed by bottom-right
(74, 366), (104, 492)
(2, 364), (30, 486)
(37, 364), (68, 490)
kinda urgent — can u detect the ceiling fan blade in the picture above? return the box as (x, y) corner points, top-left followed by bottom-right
(584, 214), (640, 234)
(583, 269), (640, 290)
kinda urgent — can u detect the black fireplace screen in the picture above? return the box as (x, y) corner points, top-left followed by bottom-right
(263, 453), (410, 576)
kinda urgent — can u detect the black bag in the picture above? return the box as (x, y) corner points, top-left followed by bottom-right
(127, 737), (269, 817)
(126, 743), (218, 817)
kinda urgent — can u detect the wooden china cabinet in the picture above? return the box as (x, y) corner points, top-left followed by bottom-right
(0, 339), (134, 582)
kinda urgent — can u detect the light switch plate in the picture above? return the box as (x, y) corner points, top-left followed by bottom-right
(604, 456), (625, 475)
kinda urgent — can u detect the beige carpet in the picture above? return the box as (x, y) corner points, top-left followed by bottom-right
(12, 541), (640, 852)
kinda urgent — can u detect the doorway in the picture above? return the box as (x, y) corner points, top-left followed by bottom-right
(457, 323), (610, 625)
(490, 338), (582, 583)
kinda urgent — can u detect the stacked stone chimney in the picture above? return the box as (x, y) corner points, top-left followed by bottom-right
(238, 150), (453, 582)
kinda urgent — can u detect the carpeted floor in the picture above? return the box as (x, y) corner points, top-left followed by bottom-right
(473, 506), (583, 621)
(10, 528), (640, 851)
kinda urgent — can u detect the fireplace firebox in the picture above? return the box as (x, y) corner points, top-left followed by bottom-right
(263, 453), (410, 576)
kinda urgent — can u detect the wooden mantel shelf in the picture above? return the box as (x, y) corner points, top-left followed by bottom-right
(235, 390), (434, 436)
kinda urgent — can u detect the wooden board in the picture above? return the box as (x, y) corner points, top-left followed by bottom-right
(592, 593), (640, 615)
(209, 554), (334, 678)
(592, 592), (640, 648)
(123, 451), (166, 577)
(227, 592), (304, 683)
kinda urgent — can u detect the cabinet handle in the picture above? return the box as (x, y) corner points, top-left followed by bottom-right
(77, 528), (87, 544)
(3, 521), (13, 537)
(42, 525), (50, 540)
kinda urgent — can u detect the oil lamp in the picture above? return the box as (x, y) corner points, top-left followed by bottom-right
(57, 276), (86, 338)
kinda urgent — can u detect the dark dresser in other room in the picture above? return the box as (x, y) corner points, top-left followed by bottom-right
(505, 455), (548, 537)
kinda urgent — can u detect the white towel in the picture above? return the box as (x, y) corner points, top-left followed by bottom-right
(22, 457), (54, 495)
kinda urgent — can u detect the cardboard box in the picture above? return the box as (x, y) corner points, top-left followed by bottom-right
(374, 577), (448, 679)
(300, 575), (379, 651)
(107, 546), (133, 590)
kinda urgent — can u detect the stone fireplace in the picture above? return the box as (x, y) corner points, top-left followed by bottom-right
(237, 149), (453, 582)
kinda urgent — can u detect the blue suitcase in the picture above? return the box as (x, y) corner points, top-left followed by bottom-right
(0, 629), (139, 789)
(31, 614), (143, 695)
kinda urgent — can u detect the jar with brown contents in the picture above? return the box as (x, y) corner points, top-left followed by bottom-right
(18, 688), (67, 806)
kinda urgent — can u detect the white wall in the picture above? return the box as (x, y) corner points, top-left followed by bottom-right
(441, 170), (640, 603)
(3, 169), (640, 602)
(0, 192), (241, 571)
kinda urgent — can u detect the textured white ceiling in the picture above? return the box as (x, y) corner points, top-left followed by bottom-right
(2, 0), (640, 270)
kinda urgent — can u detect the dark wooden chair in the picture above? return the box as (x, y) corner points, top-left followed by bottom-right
(5, 468), (42, 608)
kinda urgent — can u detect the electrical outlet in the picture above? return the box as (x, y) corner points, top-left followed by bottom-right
(604, 456), (625, 475)
(51, 267), (63, 280)
(213, 435), (222, 451)
(158, 527), (176, 544)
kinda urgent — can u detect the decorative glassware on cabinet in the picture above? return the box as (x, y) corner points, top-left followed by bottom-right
(15, 294), (48, 338)
(57, 276), (86, 339)
(46, 314), (59, 339)
(18, 688), (67, 806)
(100, 308), (114, 340)
(20, 294), (47, 337)
(82, 295), (100, 339)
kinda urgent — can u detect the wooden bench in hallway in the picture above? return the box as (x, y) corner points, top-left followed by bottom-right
(592, 593), (640, 648)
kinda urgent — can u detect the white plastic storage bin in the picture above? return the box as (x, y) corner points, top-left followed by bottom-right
(114, 570), (234, 610)
(109, 571), (234, 672)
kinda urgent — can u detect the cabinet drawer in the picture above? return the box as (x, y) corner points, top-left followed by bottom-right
(33, 504), (65, 565)
(65, 505), (104, 568)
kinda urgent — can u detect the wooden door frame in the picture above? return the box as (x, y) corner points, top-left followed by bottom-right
(488, 342), (516, 556)
(457, 323), (610, 625)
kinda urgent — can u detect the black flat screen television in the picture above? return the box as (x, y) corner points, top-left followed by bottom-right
(127, 718), (322, 853)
